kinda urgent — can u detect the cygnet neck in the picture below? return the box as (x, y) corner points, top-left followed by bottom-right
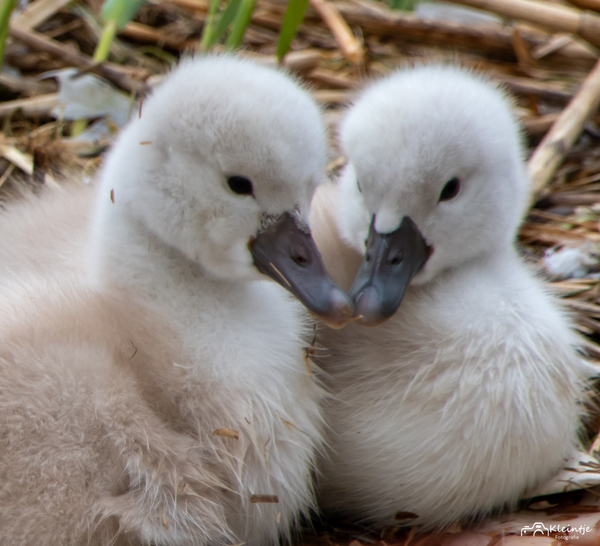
(91, 198), (251, 324)
(416, 241), (521, 291)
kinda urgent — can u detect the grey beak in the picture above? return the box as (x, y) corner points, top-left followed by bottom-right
(250, 212), (354, 329)
(349, 216), (430, 326)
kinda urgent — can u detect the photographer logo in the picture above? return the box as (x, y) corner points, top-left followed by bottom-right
(521, 522), (549, 536)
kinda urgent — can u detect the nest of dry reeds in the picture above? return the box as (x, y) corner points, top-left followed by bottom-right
(4, 0), (600, 543)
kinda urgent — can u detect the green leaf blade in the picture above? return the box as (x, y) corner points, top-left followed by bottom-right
(0, 0), (19, 67)
(199, 0), (222, 51)
(388, 0), (419, 11)
(100, 0), (146, 30)
(225, 0), (255, 50)
(212, 0), (243, 48)
(276, 0), (310, 62)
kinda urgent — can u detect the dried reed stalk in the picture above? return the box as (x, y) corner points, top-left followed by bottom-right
(238, 47), (322, 71)
(169, 0), (209, 11)
(325, 0), (598, 65)
(528, 57), (600, 194)
(568, 0), (600, 13)
(0, 93), (59, 117)
(8, 25), (145, 93)
(309, 0), (363, 65)
(0, 144), (34, 175)
(11, 0), (73, 31)
(446, 0), (600, 48)
(121, 21), (197, 50)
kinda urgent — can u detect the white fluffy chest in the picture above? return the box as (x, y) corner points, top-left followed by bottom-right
(98, 239), (326, 542)
(318, 281), (583, 528)
(158, 280), (325, 543)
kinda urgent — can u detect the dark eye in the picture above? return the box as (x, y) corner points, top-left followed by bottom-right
(227, 175), (253, 196)
(439, 177), (460, 202)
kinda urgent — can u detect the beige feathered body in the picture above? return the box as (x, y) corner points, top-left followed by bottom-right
(0, 186), (324, 546)
(0, 185), (93, 282)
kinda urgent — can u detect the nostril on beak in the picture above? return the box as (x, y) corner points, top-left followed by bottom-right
(292, 254), (308, 266)
(387, 251), (403, 266)
(291, 247), (310, 266)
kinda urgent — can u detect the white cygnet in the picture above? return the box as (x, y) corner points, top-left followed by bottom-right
(0, 55), (353, 545)
(311, 64), (589, 530)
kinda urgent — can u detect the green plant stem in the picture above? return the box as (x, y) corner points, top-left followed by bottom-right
(0, 0), (19, 67)
(72, 19), (118, 137)
(388, 0), (420, 10)
(212, 0), (242, 47)
(199, 0), (221, 51)
(225, 0), (255, 49)
(71, 118), (88, 136)
(276, 0), (310, 62)
(94, 19), (117, 62)
(72, 19), (117, 137)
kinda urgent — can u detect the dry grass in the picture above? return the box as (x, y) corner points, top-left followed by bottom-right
(4, 0), (600, 543)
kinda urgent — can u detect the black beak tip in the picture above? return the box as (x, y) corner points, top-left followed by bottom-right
(314, 288), (355, 329)
(352, 286), (394, 327)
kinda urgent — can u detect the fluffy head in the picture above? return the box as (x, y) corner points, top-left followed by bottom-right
(97, 55), (327, 280)
(338, 64), (530, 284)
